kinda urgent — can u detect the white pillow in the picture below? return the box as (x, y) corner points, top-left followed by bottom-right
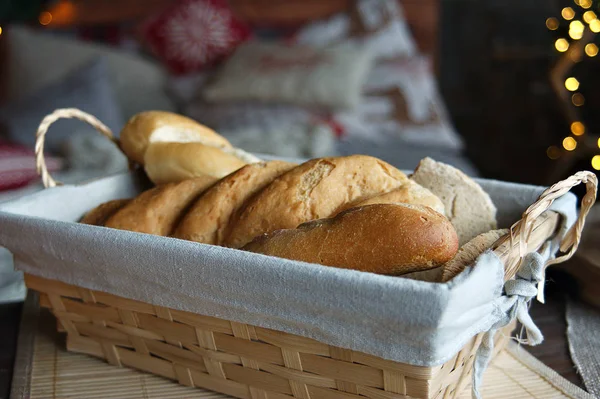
(203, 41), (373, 110)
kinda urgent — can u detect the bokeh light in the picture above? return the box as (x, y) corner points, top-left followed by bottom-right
(592, 155), (600, 170)
(571, 121), (586, 135)
(565, 77), (580, 91)
(547, 17), (560, 30)
(563, 137), (577, 151)
(555, 38), (570, 52)
(39, 11), (52, 25)
(585, 43), (599, 56)
(547, 146), (561, 160)
(562, 7), (576, 20)
(572, 93), (585, 106)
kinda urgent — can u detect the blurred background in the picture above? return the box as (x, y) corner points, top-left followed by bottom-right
(1, 1), (600, 391)
(0, 0), (599, 188)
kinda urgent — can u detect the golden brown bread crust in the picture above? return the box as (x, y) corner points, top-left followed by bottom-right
(242, 203), (459, 275)
(80, 199), (131, 226)
(143, 142), (249, 185)
(173, 161), (296, 245)
(104, 175), (217, 235)
(223, 155), (409, 248)
(119, 111), (232, 165)
(343, 179), (445, 216)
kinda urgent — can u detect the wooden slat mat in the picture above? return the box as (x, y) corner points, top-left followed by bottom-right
(12, 308), (594, 399)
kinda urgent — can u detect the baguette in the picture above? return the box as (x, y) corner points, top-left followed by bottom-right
(224, 155), (409, 248)
(243, 203), (459, 275)
(80, 199), (131, 226)
(174, 161), (296, 245)
(104, 175), (217, 235)
(144, 142), (250, 185)
(411, 157), (497, 245)
(119, 111), (232, 165)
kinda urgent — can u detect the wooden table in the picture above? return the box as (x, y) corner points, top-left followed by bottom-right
(0, 268), (584, 398)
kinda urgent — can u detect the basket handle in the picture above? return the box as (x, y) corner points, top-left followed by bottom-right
(35, 108), (120, 188)
(500, 170), (597, 281)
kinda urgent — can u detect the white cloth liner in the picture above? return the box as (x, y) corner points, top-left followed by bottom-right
(0, 167), (577, 370)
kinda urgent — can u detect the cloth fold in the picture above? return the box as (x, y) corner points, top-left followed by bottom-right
(472, 246), (551, 398)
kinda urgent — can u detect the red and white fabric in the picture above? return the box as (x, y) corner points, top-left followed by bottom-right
(140, 0), (252, 75)
(0, 141), (63, 192)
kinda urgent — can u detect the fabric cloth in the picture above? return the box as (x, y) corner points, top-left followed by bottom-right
(566, 297), (600, 397)
(139, 0), (251, 75)
(337, 57), (463, 150)
(0, 58), (124, 154)
(0, 164), (578, 372)
(203, 41), (373, 110)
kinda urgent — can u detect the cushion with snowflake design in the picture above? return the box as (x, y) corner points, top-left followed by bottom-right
(140, 0), (252, 75)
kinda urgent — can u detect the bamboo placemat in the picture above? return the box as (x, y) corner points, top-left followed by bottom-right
(11, 297), (594, 399)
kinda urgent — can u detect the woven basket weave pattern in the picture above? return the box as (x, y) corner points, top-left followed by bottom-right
(28, 274), (512, 399)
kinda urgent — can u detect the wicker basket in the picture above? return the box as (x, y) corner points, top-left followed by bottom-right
(21, 109), (599, 398)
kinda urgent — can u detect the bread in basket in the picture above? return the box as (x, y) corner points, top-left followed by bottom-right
(0, 108), (596, 399)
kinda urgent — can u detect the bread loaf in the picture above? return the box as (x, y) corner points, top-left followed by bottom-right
(411, 157), (497, 245)
(174, 161), (296, 245)
(119, 111), (261, 185)
(80, 199), (131, 226)
(243, 203), (459, 275)
(104, 175), (217, 235)
(441, 229), (508, 282)
(224, 155), (409, 248)
(119, 111), (232, 165)
(144, 142), (250, 185)
(343, 179), (445, 216)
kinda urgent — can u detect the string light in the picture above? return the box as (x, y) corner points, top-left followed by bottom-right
(563, 137), (578, 151)
(571, 121), (586, 135)
(580, 0), (592, 9)
(592, 155), (600, 170)
(590, 19), (600, 32)
(583, 11), (597, 23)
(572, 93), (585, 106)
(39, 11), (52, 25)
(562, 7), (576, 20)
(598, 137), (600, 148)
(546, 17), (560, 30)
(585, 43), (599, 56)
(555, 38), (570, 52)
(565, 77), (580, 91)
(547, 146), (561, 160)
(569, 20), (585, 39)
(570, 20), (585, 32)
(0, 26), (2, 36)
(569, 29), (584, 39)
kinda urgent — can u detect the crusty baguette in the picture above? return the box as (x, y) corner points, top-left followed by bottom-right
(119, 111), (232, 165)
(243, 203), (459, 275)
(411, 157), (497, 245)
(441, 229), (508, 282)
(223, 155), (409, 248)
(80, 199), (131, 226)
(144, 142), (250, 185)
(173, 161), (296, 245)
(343, 179), (445, 216)
(104, 175), (217, 235)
